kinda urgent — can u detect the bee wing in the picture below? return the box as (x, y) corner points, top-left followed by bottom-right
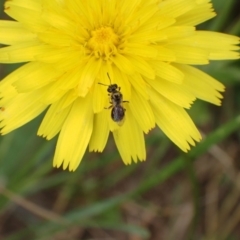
(116, 117), (125, 126)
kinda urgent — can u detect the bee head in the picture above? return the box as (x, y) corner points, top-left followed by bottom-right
(107, 84), (118, 93)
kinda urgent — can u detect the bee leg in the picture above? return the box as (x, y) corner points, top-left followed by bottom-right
(123, 101), (129, 103)
(105, 105), (113, 109)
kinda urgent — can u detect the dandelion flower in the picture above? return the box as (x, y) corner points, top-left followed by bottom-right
(0, 0), (239, 171)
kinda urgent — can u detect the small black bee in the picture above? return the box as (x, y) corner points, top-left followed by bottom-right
(99, 73), (128, 124)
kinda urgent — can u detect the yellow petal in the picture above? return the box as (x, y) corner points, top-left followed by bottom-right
(89, 111), (110, 152)
(112, 67), (132, 102)
(92, 82), (107, 113)
(209, 50), (239, 60)
(125, 1), (158, 29)
(0, 62), (32, 87)
(161, 26), (195, 40)
(129, 73), (149, 100)
(158, 0), (196, 18)
(150, 61), (184, 84)
(119, 0), (139, 18)
(78, 57), (102, 97)
(36, 47), (83, 66)
(149, 89), (201, 152)
(38, 98), (72, 140)
(136, 14), (176, 33)
(166, 44), (209, 64)
(177, 31), (239, 50)
(57, 65), (84, 90)
(148, 77), (196, 108)
(113, 106), (146, 164)
(41, 9), (76, 34)
(5, 0), (41, 11)
(38, 31), (77, 47)
(176, 1), (216, 26)
(54, 51), (86, 72)
(123, 43), (158, 58)
(0, 83), (17, 106)
(112, 53), (135, 75)
(155, 46), (176, 62)
(129, 88), (155, 133)
(40, 81), (67, 105)
(129, 29), (167, 43)
(125, 55), (155, 79)
(92, 62), (111, 113)
(53, 95), (93, 171)
(0, 42), (51, 63)
(175, 63), (224, 105)
(13, 62), (63, 92)
(0, 90), (47, 134)
(0, 20), (37, 45)
(5, 2), (48, 32)
(58, 90), (78, 111)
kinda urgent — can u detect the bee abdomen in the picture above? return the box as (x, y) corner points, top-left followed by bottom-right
(111, 105), (125, 122)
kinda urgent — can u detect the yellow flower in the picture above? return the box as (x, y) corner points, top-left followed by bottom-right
(0, 0), (239, 171)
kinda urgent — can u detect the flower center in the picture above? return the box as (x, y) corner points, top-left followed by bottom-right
(87, 27), (119, 60)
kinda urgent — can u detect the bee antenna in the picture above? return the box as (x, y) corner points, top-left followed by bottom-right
(107, 72), (112, 84)
(98, 82), (108, 86)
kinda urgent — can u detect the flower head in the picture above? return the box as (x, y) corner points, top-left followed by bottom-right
(0, 0), (239, 171)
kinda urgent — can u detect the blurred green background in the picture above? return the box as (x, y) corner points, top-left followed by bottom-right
(0, 0), (240, 239)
